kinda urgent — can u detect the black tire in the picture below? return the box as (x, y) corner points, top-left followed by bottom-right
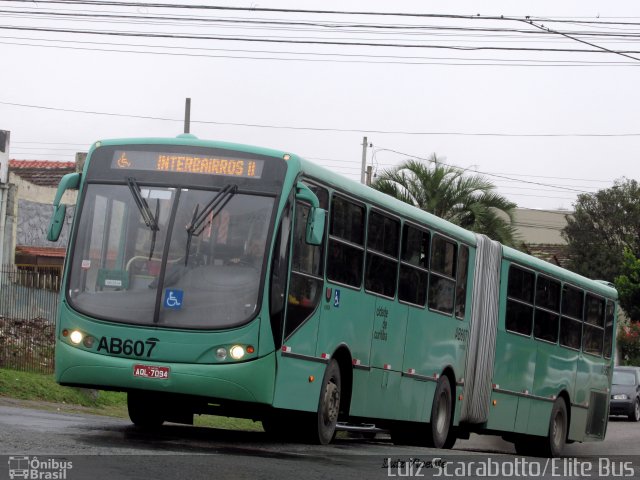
(628, 398), (640, 422)
(547, 399), (568, 457)
(314, 359), (341, 445)
(427, 377), (453, 449)
(127, 391), (164, 428)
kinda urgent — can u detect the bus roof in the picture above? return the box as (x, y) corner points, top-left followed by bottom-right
(89, 134), (293, 161)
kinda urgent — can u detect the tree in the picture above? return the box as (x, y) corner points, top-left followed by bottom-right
(371, 155), (518, 246)
(563, 179), (640, 283)
(615, 248), (640, 322)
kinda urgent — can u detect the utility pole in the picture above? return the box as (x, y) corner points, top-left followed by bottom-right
(0, 130), (9, 266)
(184, 98), (191, 134)
(366, 166), (373, 186)
(360, 136), (368, 184)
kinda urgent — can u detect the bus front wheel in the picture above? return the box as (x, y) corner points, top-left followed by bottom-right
(127, 391), (165, 428)
(314, 359), (341, 445)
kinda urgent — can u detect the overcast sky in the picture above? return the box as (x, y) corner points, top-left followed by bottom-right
(2, 0), (640, 211)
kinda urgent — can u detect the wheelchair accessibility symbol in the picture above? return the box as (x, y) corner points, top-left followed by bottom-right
(164, 289), (184, 310)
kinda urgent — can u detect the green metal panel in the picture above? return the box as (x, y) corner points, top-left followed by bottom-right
(487, 392), (518, 431)
(272, 354), (325, 411)
(317, 285), (375, 416)
(56, 340), (276, 404)
(370, 297), (408, 372)
(54, 300), (274, 403)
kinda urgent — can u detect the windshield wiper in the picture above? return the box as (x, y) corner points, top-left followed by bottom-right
(127, 177), (160, 259)
(184, 184), (237, 265)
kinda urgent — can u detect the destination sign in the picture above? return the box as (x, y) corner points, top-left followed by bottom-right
(111, 150), (265, 179)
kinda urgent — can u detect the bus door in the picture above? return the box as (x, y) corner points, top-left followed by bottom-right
(273, 187), (329, 412)
(491, 264), (536, 433)
(576, 294), (608, 439)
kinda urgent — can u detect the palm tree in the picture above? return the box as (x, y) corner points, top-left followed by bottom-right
(371, 155), (518, 246)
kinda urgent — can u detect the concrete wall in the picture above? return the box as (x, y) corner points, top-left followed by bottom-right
(16, 199), (75, 249)
(8, 171), (77, 205)
(512, 208), (571, 245)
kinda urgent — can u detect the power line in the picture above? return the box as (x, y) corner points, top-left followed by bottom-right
(5, 38), (638, 68)
(4, 100), (640, 137)
(2, 22), (640, 56)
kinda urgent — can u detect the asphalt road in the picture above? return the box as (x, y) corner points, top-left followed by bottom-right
(1, 403), (639, 480)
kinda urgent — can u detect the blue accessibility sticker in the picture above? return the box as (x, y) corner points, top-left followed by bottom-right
(334, 289), (340, 308)
(164, 289), (184, 310)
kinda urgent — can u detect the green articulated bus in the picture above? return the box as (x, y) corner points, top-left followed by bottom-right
(48, 135), (617, 456)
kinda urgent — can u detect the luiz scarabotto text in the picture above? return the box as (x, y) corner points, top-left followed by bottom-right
(383, 457), (636, 477)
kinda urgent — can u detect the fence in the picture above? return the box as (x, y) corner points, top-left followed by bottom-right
(0, 264), (61, 374)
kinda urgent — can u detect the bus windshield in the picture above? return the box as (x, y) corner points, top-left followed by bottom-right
(67, 182), (274, 329)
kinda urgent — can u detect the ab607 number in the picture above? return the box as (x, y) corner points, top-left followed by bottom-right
(97, 337), (158, 357)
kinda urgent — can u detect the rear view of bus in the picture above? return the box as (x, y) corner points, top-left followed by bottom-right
(48, 136), (322, 432)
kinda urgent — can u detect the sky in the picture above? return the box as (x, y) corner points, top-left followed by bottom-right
(2, 0), (640, 211)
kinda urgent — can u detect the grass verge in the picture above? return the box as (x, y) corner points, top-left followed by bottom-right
(0, 368), (262, 430)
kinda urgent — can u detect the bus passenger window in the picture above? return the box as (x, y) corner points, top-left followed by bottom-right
(505, 266), (534, 336)
(398, 225), (429, 306)
(327, 196), (364, 288)
(365, 211), (399, 298)
(583, 294), (605, 356)
(560, 285), (583, 350)
(428, 235), (457, 315)
(533, 276), (560, 343)
(454, 245), (469, 319)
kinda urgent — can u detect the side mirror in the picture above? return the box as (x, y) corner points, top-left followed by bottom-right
(47, 204), (67, 242)
(47, 172), (80, 242)
(306, 207), (326, 246)
(295, 182), (326, 246)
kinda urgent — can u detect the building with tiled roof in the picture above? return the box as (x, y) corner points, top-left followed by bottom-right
(4, 159), (80, 266)
(8, 160), (76, 187)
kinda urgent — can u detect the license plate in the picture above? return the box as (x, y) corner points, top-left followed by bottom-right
(133, 364), (170, 379)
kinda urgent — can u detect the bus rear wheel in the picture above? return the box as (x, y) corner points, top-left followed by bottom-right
(127, 391), (165, 428)
(515, 399), (567, 457)
(427, 376), (454, 449)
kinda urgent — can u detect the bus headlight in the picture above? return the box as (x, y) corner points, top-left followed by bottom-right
(216, 348), (228, 360)
(229, 345), (245, 360)
(69, 330), (83, 345)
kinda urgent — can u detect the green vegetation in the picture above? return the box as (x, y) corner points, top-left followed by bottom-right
(371, 156), (518, 246)
(0, 368), (262, 430)
(564, 178), (640, 283)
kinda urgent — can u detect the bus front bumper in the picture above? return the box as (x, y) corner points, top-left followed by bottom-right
(55, 342), (276, 405)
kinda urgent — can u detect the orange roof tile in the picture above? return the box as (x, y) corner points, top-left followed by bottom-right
(15, 246), (67, 258)
(9, 159), (76, 187)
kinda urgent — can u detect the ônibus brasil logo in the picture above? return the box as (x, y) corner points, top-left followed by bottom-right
(8, 456), (72, 479)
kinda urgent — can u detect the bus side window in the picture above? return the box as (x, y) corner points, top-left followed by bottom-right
(428, 235), (457, 315)
(533, 276), (561, 343)
(269, 201), (292, 349)
(454, 245), (469, 319)
(365, 211), (399, 298)
(583, 294), (605, 356)
(505, 266), (534, 336)
(398, 224), (429, 306)
(285, 184), (328, 339)
(326, 195), (365, 288)
(603, 301), (615, 359)
(560, 285), (583, 350)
